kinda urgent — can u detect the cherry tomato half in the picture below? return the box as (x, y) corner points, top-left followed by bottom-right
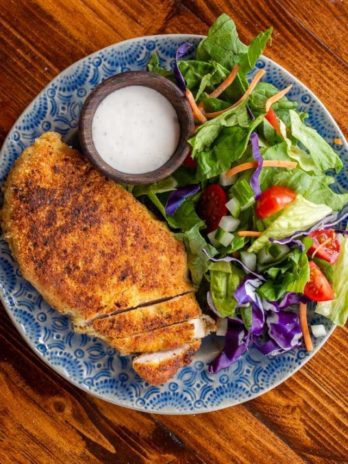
(265, 108), (282, 136)
(182, 153), (197, 169)
(197, 184), (227, 232)
(304, 261), (335, 302)
(308, 229), (341, 264)
(256, 186), (296, 219)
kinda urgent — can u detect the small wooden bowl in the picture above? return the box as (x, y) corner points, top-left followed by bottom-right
(79, 71), (195, 184)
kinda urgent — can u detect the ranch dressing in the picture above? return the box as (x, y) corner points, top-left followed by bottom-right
(92, 86), (180, 174)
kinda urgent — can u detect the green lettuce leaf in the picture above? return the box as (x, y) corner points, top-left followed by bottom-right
(147, 52), (173, 78)
(172, 195), (204, 231)
(209, 261), (243, 317)
(196, 13), (248, 68)
(249, 82), (297, 115)
(133, 176), (177, 196)
(238, 28), (273, 73)
(316, 235), (348, 326)
(248, 195), (332, 253)
(287, 144), (318, 173)
(260, 119), (283, 146)
(239, 305), (252, 330)
(182, 224), (217, 287)
(196, 14), (271, 73)
(290, 110), (343, 172)
(189, 102), (249, 156)
(178, 60), (228, 95)
(201, 95), (231, 112)
(230, 178), (255, 210)
(191, 111), (263, 180)
(258, 248), (309, 300)
(260, 142), (348, 211)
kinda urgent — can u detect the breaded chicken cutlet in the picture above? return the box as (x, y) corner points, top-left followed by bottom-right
(1, 132), (192, 326)
(1, 132), (215, 385)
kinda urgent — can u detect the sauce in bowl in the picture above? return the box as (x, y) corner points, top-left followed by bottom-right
(92, 86), (180, 174)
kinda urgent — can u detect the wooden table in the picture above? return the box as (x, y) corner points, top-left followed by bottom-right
(1, 1), (347, 462)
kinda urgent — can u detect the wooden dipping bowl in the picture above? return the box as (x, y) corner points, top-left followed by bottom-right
(79, 71), (195, 185)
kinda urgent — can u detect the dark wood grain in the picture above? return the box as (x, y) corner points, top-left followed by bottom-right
(1, 1), (348, 463)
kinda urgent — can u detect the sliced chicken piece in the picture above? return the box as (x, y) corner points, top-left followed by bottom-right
(132, 341), (201, 385)
(106, 315), (215, 355)
(89, 293), (201, 338)
(216, 317), (228, 336)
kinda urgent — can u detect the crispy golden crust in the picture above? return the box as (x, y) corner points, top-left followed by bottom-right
(1, 132), (192, 324)
(90, 293), (200, 338)
(106, 320), (199, 355)
(132, 341), (201, 385)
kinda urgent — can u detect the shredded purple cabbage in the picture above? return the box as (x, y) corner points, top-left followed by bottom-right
(209, 318), (250, 373)
(322, 210), (348, 229)
(254, 310), (302, 356)
(234, 277), (265, 336)
(209, 278), (304, 370)
(173, 42), (193, 91)
(234, 276), (263, 306)
(203, 249), (265, 280)
(266, 310), (302, 350)
(251, 303), (265, 336)
(250, 132), (263, 198)
(262, 292), (305, 313)
(254, 338), (285, 356)
(269, 237), (305, 252)
(165, 184), (200, 216)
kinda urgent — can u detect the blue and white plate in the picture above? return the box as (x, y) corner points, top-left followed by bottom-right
(1, 35), (347, 414)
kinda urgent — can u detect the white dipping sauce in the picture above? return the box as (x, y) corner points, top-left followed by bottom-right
(92, 86), (180, 174)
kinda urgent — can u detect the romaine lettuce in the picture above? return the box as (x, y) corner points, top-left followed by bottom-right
(260, 143), (348, 211)
(248, 195), (332, 253)
(290, 110), (343, 173)
(209, 262), (243, 317)
(316, 235), (348, 326)
(182, 224), (217, 287)
(258, 248), (309, 300)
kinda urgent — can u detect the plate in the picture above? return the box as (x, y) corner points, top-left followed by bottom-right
(1, 35), (347, 414)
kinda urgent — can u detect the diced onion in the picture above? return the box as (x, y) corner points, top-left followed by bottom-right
(225, 197), (241, 218)
(219, 215), (240, 232)
(207, 230), (219, 246)
(315, 301), (332, 317)
(311, 324), (327, 338)
(240, 251), (257, 271)
(218, 231), (234, 247)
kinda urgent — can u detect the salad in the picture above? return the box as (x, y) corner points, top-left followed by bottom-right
(133, 14), (348, 372)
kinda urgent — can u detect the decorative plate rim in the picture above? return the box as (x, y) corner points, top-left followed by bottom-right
(0, 33), (345, 415)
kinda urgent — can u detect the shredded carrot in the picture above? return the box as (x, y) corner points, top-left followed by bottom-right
(226, 160), (297, 178)
(185, 89), (207, 124)
(299, 302), (313, 352)
(265, 85), (292, 112)
(205, 69), (266, 119)
(333, 138), (343, 145)
(209, 64), (240, 99)
(237, 231), (262, 237)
